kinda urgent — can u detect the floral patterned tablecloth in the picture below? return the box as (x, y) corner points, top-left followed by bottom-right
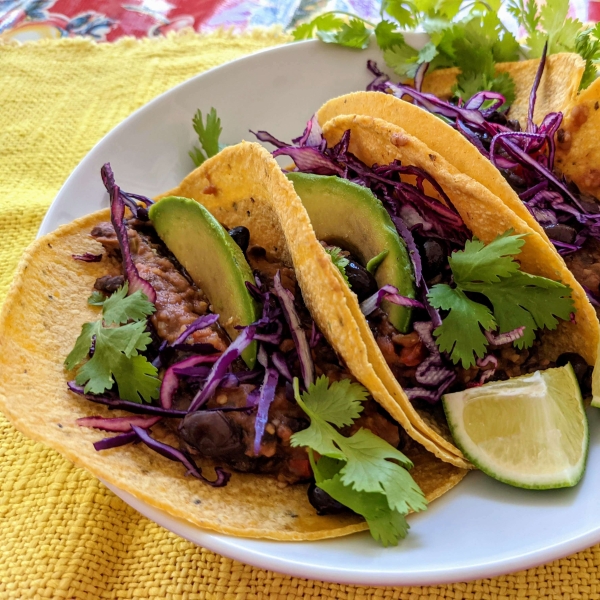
(0, 0), (383, 42)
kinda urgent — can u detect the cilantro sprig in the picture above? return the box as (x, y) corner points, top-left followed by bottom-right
(290, 376), (427, 546)
(189, 107), (225, 167)
(293, 0), (599, 102)
(65, 284), (160, 403)
(325, 246), (351, 286)
(428, 231), (574, 368)
(508, 0), (599, 90)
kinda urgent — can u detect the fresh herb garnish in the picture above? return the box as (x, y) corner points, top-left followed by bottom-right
(65, 284), (160, 403)
(291, 376), (427, 546)
(189, 107), (224, 167)
(508, 0), (599, 90)
(293, 0), (599, 100)
(325, 246), (350, 286)
(428, 231), (575, 368)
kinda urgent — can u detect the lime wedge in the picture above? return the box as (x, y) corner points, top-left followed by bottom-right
(443, 365), (589, 489)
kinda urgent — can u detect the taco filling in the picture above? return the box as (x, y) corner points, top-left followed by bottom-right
(255, 111), (595, 475)
(357, 51), (600, 314)
(64, 162), (438, 544)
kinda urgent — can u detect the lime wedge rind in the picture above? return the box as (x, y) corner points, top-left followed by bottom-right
(443, 365), (589, 490)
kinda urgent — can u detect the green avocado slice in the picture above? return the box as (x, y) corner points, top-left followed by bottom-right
(287, 172), (416, 333)
(148, 196), (259, 368)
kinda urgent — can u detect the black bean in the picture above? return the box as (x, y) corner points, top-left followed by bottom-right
(307, 483), (350, 515)
(506, 119), (522, 132)
(486, 111), (508, 125)
(346, 260), (379, 302)
(228, 226), (250, 253)
(179, 411), (244, 457)
(556, 353), (591, 393)
(423, 240), (445, 280)
(543, 224), (577, 244)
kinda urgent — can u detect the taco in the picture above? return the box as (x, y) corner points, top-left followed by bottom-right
(314, 53), (600, 337)
(254, 111), (598, 480)
(0, 142), (467, 545)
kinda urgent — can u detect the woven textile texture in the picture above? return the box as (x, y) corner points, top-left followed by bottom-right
(2, 31), (600, 600)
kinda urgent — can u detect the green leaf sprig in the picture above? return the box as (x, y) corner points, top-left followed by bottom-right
(291, 376), (427, 546)
(427, 231), (575, 368)
(293, 0), (599, 101)
(65, 284), (160, 403)
(324, 246), (351, 286)
(508, 0), (600, 90)
(189, 107), (225, 167)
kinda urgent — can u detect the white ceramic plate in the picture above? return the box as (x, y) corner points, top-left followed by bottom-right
(40, 38), (600, 587)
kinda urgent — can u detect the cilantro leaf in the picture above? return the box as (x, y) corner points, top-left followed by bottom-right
(101, 283), (155, 326)
(189, 108), (223, 168)
(319, 18), (371, 49)
(298, 375), (367, 427)
(374, 20), (406, 51)
(428, 285), (495, 367)
(290, 378), (427, 546)
(449, 231), (525, 284)
(576, 24), (600, 89)
(325, 247), (350, 287)
(507, 0), (540, 37)
(428, 231), (575, 366)
(65, 285), (160, 403)
(463, 272), (574, 348)
(88, 291), (106, 306)
(382, 0), (417, 28)
(383, 42), (420, 78)
(314, 457), (410, 547)
(293, 13), (374, 49)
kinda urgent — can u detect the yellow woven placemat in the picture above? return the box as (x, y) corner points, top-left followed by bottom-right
(1, 31), (600, 600)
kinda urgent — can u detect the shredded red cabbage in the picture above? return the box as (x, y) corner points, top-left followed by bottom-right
(77, 415), (161, 432)
(272, 271), (314, 389)
(131, 425), (230, 487)
(101, 164), (157, 303)
(68, 381), (188, 416)
(360, 284), (425, 316)
(73, 253), (102, 262)
(253, 367), (279, 454)
(101, 163), (153, 220)
(187, 326), (257, 412)
(94, 431), (139, 451)
(161, 354), (221, 409)
(365, 50), (600, 256)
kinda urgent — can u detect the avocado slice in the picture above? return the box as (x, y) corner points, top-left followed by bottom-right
(148, 196), (259, 368)
(287, 172), (416, 333)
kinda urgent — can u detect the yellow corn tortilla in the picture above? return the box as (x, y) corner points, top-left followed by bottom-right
(421, 53), (585, 126)
(316, 91), (548, 243)
(319, 114), (600, 451)
(0, 145), (468, 542)
(555, 76), (600, 199)
(162, 142), (471, 469)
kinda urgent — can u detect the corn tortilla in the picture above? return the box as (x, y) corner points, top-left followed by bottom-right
(0, 144), (468, 541)
(320, 114), (600, 452)
(421, 53), (585, 126)
(163, 142), (471, 469)
(316, 91), (548, 243)
(555, 77), (600, 199)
